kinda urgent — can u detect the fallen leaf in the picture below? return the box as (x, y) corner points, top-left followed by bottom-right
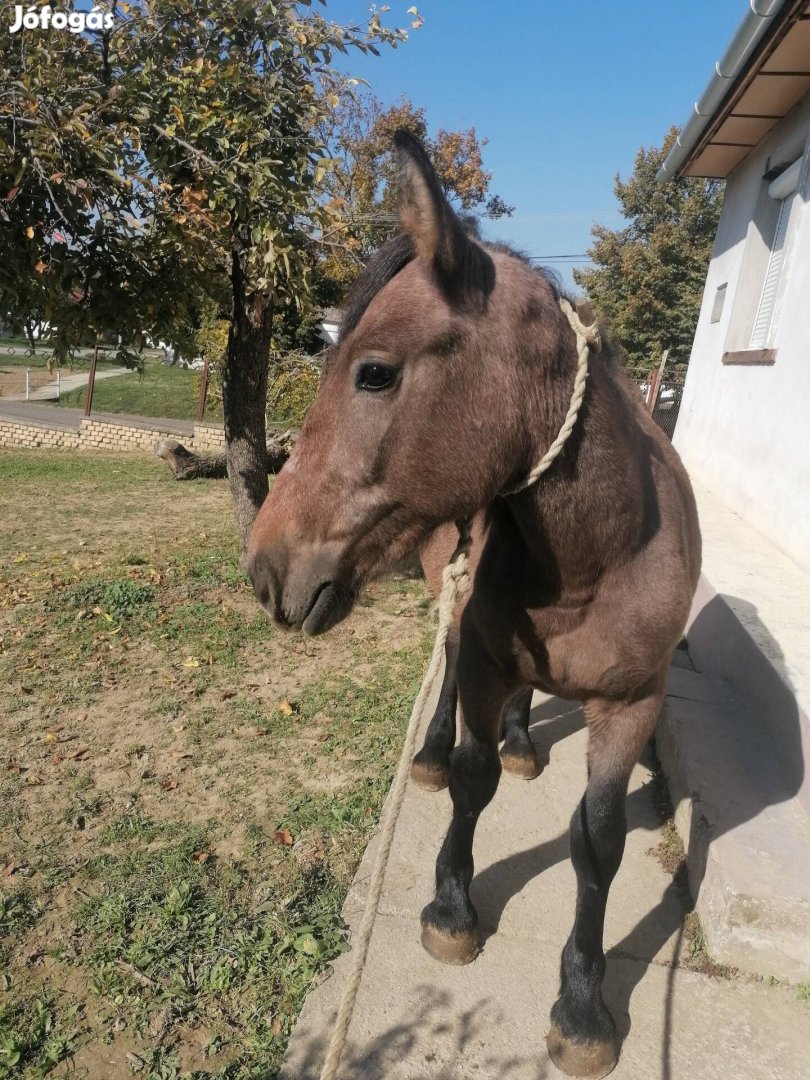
(34, 259), (47, 273)
(6, 760), (25, 774)
(191, 851), (210, 864)
(161, 777), (177, 791)
(69, 745), (90, 760)
(183, 658), (200, 668)
(273, 829), (294, 847)
(220, 689), (236, 701)
(278, 699), (294, 716)
(271, 1016), (283, 1036)
(2, 862), (15, 877)
(25, 225), (34, 239)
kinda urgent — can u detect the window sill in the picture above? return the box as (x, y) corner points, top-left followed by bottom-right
(722, 349), (777, 366)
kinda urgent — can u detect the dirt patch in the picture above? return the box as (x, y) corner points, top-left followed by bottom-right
(0, 450), (432, 1078)
(0, 363), (55, 398)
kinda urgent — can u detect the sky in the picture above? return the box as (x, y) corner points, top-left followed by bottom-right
(324, 0), (748, 287)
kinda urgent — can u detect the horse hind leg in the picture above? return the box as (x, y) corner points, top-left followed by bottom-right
(410, 629), (459, 791)
(500, 687), (544, 779)
(547, 681), (664, 1079)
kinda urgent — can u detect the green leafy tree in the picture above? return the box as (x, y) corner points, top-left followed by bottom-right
(574, 128), (723, 374)
(0, 0), (413, 547)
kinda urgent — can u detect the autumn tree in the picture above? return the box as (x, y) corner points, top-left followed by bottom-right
(574, 127), (723, 373)
(0, 1), (413, 547)
(325, 94), (513, 268)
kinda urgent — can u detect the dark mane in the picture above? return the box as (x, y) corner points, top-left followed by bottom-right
(339, 232), (579, 345)
(339, 234), (416, 343)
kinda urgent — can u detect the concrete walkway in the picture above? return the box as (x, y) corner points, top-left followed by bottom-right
(2, 365), (132, 402)
(281, 680), (808, 1079)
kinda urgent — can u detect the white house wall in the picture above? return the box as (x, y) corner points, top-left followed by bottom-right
(674, 93), (810, 573)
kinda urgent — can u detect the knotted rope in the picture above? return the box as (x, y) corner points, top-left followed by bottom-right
(318, 301), (598, 1080)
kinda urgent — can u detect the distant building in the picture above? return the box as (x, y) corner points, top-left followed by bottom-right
(317, 308), (342, 346)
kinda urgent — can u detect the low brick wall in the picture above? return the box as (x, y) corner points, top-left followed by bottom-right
(0, 415), (226, 453)
(0, 417), (81, 450)
(192, 423), (227, 452)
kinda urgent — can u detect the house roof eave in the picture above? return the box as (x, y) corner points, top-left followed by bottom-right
(657, 0), (810, 182)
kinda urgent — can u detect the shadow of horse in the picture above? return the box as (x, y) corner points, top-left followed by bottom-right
(469, 596), (804, 1080)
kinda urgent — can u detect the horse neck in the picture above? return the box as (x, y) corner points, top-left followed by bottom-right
(498, 360), (651, 589)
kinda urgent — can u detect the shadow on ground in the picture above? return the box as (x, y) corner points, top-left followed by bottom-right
(282, 599), (803, 1079)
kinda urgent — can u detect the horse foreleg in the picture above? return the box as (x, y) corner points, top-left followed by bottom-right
(420, 622), (511, 965)
(410, 628), (459, 791)
(547, 679), (665, 1079)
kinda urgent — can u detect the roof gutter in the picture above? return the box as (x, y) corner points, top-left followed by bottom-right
(656, 0), (789, 183)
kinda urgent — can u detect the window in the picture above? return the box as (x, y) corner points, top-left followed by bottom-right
(710, 283), (727, 324)
(749, 156), (802, 349)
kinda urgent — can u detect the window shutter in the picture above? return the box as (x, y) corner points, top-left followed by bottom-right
(750, 193), (796, 349)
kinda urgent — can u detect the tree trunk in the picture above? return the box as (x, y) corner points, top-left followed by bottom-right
(223, 247), (274, 551)
(154, 431), (295, 480)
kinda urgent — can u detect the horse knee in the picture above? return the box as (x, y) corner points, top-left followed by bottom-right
(448, 739), (501, 814)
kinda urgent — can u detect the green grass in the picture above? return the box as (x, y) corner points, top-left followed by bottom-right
(0, 449), (430, 1078)
(0, 449), (171, 487)
(54, 353), (221, 421)
(0, 995), (82, 1078)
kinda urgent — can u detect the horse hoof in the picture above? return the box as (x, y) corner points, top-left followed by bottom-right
(420, 922), (479, 966)
(410, 758), (449, 792)
(500, 750), (541, 780)
(546, 1025), (618, 1079)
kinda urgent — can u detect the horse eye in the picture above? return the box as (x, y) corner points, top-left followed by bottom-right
(356, 361), (397, 392)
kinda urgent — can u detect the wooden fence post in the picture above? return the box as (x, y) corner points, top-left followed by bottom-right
(646, 348), (670, 413)
(196, 356), (210, 423)
(85, 344), (99, 417)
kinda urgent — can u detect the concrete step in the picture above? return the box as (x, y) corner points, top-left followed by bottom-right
(657, 661), (810, 981)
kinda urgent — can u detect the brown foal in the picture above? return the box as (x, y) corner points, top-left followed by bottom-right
(246, 131), (701, 1079)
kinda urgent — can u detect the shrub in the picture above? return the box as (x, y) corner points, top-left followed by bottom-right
(266, 353), (321, 426)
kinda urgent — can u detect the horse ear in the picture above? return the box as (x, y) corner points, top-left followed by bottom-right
(394, 130), (494, 301)
(393, 130), (470, 276)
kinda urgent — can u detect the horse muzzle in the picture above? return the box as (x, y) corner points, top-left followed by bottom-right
(245, 546), (355, 636)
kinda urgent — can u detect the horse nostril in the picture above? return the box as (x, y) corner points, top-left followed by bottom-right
(247, 551), (287, 624)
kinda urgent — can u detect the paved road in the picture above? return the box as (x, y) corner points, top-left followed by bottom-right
(0, 398), (194, 436)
